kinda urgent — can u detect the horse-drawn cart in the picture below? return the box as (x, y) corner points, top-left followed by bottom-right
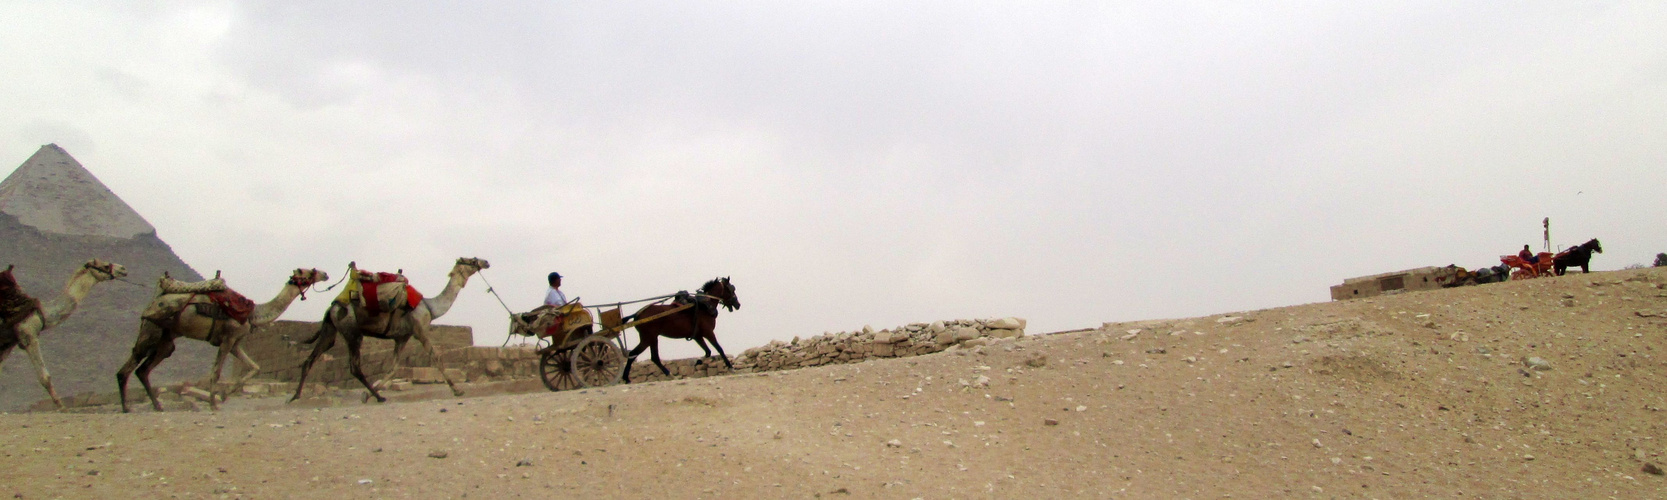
(509, 298), (697, 392)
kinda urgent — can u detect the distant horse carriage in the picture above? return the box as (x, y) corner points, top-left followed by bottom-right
(510, 277), (739, 391)
(1500, 239), (1602, 280)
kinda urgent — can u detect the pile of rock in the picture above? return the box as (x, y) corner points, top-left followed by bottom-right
(733, 317), (1026, 373)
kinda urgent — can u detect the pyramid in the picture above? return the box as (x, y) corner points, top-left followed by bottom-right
(0, 144), (156, 239)
(0, 145), (212, 411)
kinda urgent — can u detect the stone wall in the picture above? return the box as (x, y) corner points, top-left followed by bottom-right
(621, 317), (1028, 383)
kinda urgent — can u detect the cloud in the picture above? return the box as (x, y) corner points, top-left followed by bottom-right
(1, 1), (1664, 357)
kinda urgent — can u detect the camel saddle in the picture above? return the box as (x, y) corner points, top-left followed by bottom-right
(0, 267), (41, 329)
(195, 290), (256, 324)
(513, 303), (593, 343)
(336, 270), (424, 316)
(157, 274), (227, 294)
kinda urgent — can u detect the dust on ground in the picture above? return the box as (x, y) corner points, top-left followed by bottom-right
(4, 267), (1667, 498)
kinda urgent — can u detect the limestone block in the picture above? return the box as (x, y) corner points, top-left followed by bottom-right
(410, 367), (444, 383)
(987, 328), (1022, 339)
(444, 368), (466, 382)
(484, 359), (505, 377)
(954, 327), (980, 342)
(988, 317), (1023, 330)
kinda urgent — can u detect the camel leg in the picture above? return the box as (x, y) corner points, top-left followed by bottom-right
(117, 322), (165, 413)
(135, 338), (176, 412)
(413, 325), (464, 397)
(17, 329), (63, 409)
(342, 334), (385, 403)
(290, 323), (337, 402)
(205, 331), (232, 411)
(230, 341), (261, 393)
(370, 338), (409, 392)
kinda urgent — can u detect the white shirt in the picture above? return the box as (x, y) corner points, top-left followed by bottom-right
(544, 287), (568, 307)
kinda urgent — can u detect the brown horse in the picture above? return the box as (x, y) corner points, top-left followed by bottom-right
(623, 277), (739, 383)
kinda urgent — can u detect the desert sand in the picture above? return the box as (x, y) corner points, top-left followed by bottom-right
(3, 266), (1666, 498)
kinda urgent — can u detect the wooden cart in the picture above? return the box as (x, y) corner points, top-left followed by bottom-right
(512, 300), (694, 391)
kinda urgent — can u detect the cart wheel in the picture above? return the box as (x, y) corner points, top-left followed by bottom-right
(539, 348), (581, 392)
(571, 335), (626, 388)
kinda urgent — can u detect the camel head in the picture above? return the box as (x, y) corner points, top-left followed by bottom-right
(451, 257), (490, 279)
(83, 259), (129, 281)
(289, 268), (330, 288)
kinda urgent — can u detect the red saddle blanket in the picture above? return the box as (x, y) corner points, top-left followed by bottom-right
(0, 267), (41, 328)
(205, 290), (257, 324)
(359, 272), (423, 316)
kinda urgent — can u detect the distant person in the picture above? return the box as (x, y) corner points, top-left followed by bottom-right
(544, 272), (568, 307)
(1519, 245), (1540, 265)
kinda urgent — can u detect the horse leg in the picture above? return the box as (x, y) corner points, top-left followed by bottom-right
(704, 333), (733, 370)
(289, 322), (337, 402)
(624, 334), (655, 384)
(343, 334), (386, 403)
(135, 338), (176, 412)
(17, 328), (63, 409)
(692, 336), (714, 366)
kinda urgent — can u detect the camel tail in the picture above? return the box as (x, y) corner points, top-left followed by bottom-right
(299, 309), (336, 345)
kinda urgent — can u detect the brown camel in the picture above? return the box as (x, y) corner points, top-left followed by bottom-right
(0, 260), (129, 409)
(117, 268), (330, 412)
(290, 258), (489, 403)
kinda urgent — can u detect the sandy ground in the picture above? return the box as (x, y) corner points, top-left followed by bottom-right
(4, 266), (1667, 499)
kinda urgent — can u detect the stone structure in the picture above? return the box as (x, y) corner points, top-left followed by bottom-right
(1330, 266), (1460, 301)
(0, 145), (210, 411)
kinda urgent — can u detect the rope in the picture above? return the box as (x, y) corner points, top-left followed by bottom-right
(111, 278), (149, 289)
(476, 269), (518, 316)
(312, 271), (348, 293)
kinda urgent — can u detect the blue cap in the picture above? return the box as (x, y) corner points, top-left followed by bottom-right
(548, 272), (563, 281)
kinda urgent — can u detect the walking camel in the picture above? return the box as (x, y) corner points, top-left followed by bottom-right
(117, 268), (330, 412)
(0, 260), (129, 409)
(291, 258), (488, 403)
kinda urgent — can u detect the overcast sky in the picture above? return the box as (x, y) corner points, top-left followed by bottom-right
(3, 1), (1664, 357)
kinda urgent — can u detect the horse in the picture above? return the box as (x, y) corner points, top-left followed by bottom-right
(1552, 239), (1603, 276)
(622, 277), (739, 383)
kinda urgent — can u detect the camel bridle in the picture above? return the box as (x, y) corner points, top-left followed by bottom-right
(84, 262), (119, 280)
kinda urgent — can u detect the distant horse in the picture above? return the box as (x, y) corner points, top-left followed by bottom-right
(1553, 239), (1603, 276)
(622, 277), (739, 383)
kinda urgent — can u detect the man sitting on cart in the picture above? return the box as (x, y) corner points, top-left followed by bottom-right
(520, 271), (590, 340)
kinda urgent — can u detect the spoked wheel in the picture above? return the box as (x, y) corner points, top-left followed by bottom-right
(539, 348), (581, 392)
(571, 335), (626, 388)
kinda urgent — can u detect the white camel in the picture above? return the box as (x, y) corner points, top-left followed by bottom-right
(0, 260), (129, 409)
(118, 268), (330, 412)
(291, 257), (488, 403)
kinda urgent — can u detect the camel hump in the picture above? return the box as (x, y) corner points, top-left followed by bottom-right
(157, 275), (227, 294)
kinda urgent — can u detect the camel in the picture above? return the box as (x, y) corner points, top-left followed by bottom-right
(290, 257), (489, 403)
(117, 268), (330, 412)
(0, 260), (129, 409)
